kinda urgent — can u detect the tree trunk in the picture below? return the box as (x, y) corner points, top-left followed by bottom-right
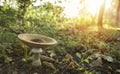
(97, 0), (106, 30)
(116, 0), (120, 25)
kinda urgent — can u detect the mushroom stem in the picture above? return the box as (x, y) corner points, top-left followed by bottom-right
(32, 53), (42, 66)
(32, 48), (42, 67)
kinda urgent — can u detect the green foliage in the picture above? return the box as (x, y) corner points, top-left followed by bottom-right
(0, 32), (17, 43)
(110, 49), (120, 61)
(17, 0), (33, 18)
(0, 7), (17, 27)
(0, 40), (14, 59)
(0, 31), (18, 58)
(25, 2), (63, 25)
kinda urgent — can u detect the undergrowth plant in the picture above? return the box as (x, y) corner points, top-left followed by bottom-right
(0, 32), (18, 60)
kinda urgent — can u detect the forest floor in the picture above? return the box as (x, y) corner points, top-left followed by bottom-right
(0, 26), (120, 74)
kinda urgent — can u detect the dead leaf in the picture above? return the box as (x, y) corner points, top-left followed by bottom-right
(94, 54), (113, 62)
(43, 61), (56, 70)
(40, 55), (55, 62)
(62, 54), (73, 62)
(89, 57), (102, 67)
(5, 57), (13, 63)
(47, 50), (56, 58)
(67, 61), (75, 69)
(107, 66), (113, 71)
(116, 69), (120, 73)
(102, 55), (113, 62)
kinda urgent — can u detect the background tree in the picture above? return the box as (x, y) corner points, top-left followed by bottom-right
(97, 0), (106, 30)
(116, 0), (120, 25)
(17, 0), (33, 25)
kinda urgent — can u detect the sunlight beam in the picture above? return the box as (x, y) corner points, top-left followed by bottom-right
(85, 0), (112, 15)
(33, 0), (112, 18)
(62, 0), (81, 18)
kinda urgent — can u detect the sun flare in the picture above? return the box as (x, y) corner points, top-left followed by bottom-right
(62, 0), (81, 18)
(86, 0), (112, 15)
(63, 0), (112, 18)
(85, 0), (104, 15)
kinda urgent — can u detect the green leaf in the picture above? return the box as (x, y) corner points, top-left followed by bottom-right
(76, 52), (81, 59)
(77, 67), (84, 71)
(84, 59), (89, 64)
